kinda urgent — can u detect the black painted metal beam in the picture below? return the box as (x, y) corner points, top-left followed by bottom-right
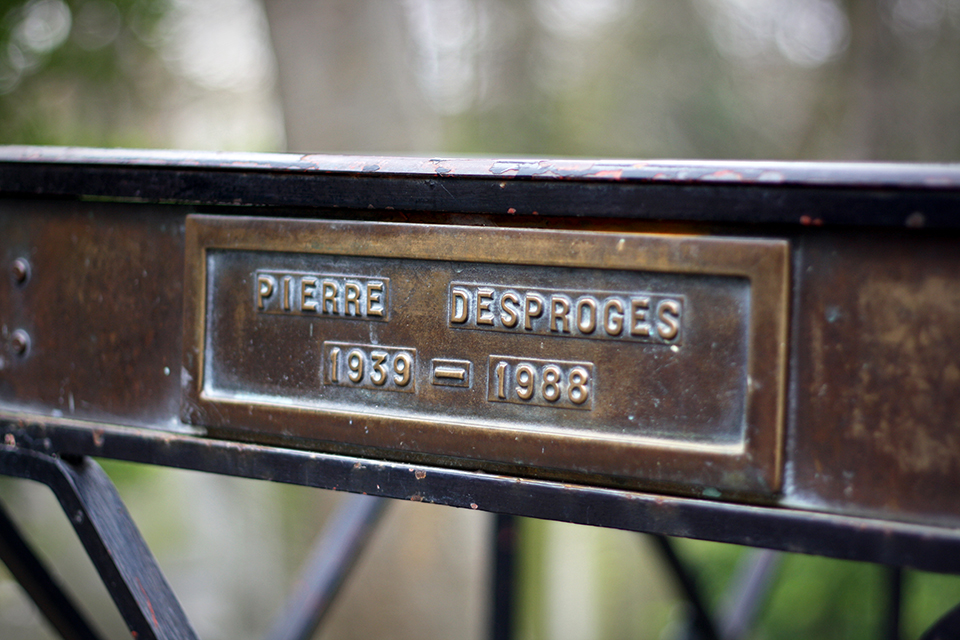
(491, 514), (517, 640)
(4, 417), (960, 576)
(264, 494), (388, 640)
(0, 499), (104, 640)
(651, 535), (720, 640)
(0, 446), (198, 640)
(2, 150), (960, 229)
(920, 601), (960, 640)
(886, 566), (902, 640)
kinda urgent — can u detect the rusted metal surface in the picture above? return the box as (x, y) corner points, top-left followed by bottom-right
(786, 229), (960, 524)
(182, 216), (788, 497)
(0, 200), (185, 428)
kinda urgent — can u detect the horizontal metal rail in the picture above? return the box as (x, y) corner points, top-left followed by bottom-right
(3, 416), (960, 575)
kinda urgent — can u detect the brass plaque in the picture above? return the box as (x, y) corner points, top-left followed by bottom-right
(183, 216), (788, 496)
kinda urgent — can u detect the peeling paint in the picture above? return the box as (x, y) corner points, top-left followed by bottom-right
(2, 147), (959, 191)
(701, 170), (743, 182)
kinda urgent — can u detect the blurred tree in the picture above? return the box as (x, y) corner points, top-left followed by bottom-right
(266, 0), (960, 161)
(839, 0), (960, 160)
(262, 1), (437, 153)
(0, 0), (284, 150)
(0, 0), (175, 146)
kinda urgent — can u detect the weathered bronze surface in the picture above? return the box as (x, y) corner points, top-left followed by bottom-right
(787, 229), (960, 524)
(0, 200), (185, 428)
(182, 215), (789, 495)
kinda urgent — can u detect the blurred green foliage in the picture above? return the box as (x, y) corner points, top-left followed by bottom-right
(0, 0), (172, 145)
(514, 525), (960, 640)
(675, 538), (960, 640)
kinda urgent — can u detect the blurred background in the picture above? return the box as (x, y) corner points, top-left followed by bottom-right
(1, 0), (960, 638)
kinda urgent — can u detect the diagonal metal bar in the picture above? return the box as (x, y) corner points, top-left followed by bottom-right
(920, 600), (960, 640)
(264, 493), (388, 640)
(0, 446), (198, 640)
(717, 549), (781, 640)
(0, 499), (104, 640)
(651, 535), (721, 640)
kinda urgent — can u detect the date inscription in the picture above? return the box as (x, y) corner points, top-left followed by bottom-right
(323, 342), (416, 393)
(450, 283), (682, 345)
(488, 356), (594, 411)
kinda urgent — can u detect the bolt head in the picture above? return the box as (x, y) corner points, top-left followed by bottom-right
(11, 330), (29, 356)
(12, 258), (30, 285)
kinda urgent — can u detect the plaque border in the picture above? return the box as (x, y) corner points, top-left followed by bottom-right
(182, 215), (789, 497)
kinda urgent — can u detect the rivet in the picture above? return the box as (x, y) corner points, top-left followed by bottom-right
(12, 258), (30, 285)
(11, 330), (30, 356)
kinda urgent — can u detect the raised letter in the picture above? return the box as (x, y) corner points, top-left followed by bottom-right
(301, 276), (319, 312)
(322, 280), (339, 314)
(393, 352), (412, 386)
(450, 287), (470, 324)
(347, 349), (364, 382)
(366, 281), (384, 317)
(657, 299), (681, 341)
(515, 363), (535, 399)
(329, 347), (340, 383)
(495, 361), (507, 398)
(344, 282), (361, 316)
(550, 295), (571, 333)
(524, 293), (544, 330)
(603, 298), (624, 336)
(282, 276), (292, 311)
(630, 297), (650, 337)
(501, 292), (520, 328)
(256, 274), (275, 310)
(576, 297), (597, 334)
(568, 366), (590, 405)
(541, 365), (562, 401)
(370, 351), (388, 385)
(477, 287), (495, 325)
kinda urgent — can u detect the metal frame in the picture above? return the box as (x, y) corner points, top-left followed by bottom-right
(3, 147), (960, 639)
(2, 146), (959, 229)
(4, 415), (960, 573)
(0, 416), (946, 640)
(0, 445), (197, 640)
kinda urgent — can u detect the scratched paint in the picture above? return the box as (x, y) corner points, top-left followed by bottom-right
(2, 145), (959, 189)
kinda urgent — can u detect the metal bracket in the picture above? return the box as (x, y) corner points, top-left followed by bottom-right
(0, 445), (198, 640)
